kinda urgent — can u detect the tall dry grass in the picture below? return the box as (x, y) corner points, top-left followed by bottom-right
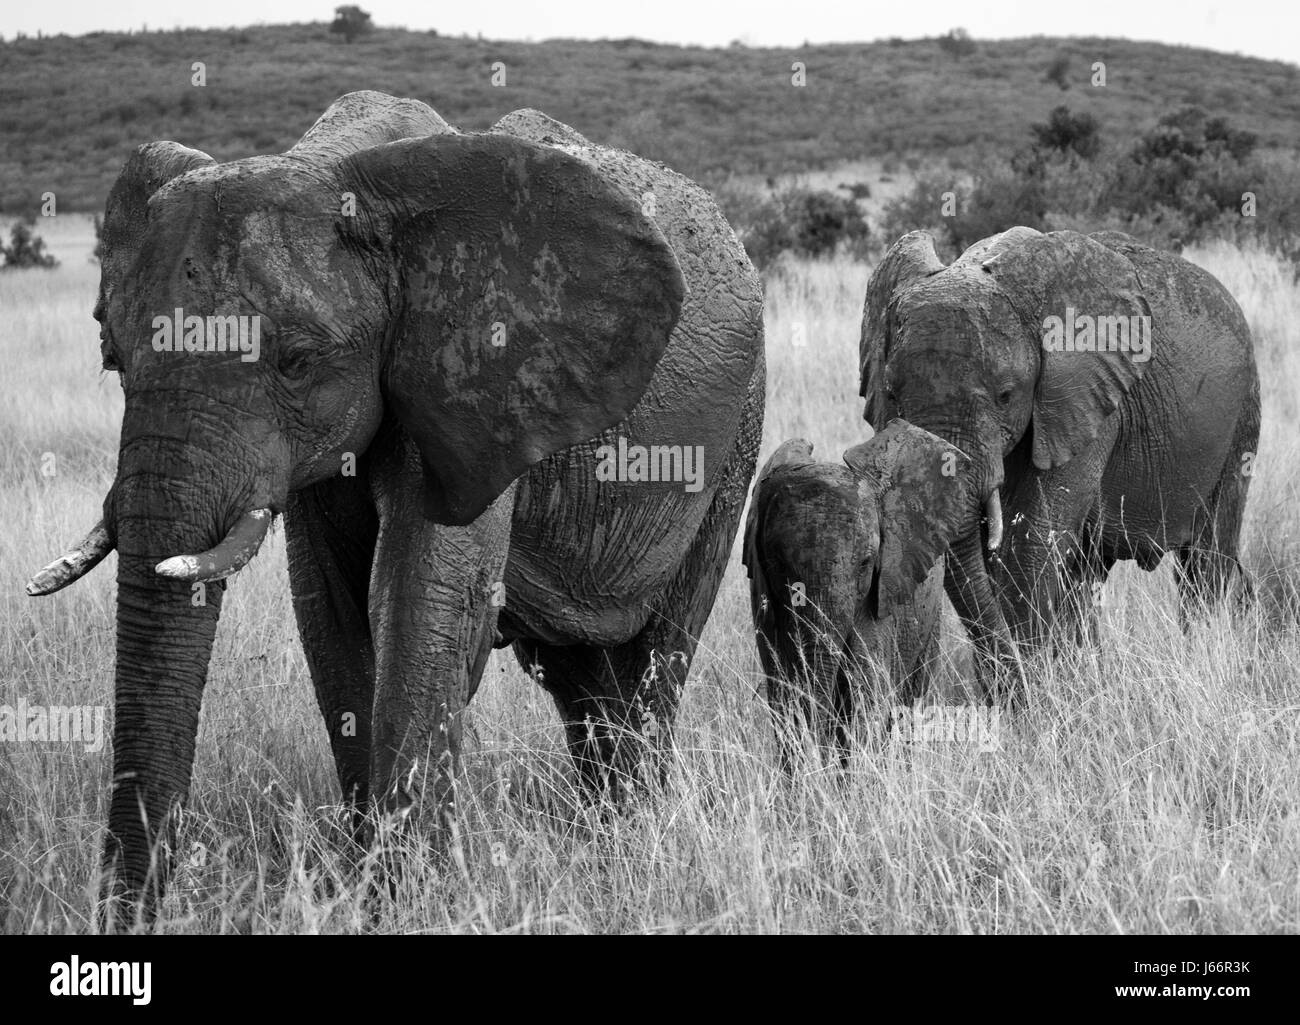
(1, 239), (1296, 933)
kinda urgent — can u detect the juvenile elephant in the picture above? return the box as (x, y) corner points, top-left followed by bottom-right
(27, 91), (764, 924)
(743, 420), (970, 768)
(860, 228), (1259, 685)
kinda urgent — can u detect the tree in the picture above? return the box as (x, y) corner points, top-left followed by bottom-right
(330, 5), (373, 43)
(937, 28), (977, 59)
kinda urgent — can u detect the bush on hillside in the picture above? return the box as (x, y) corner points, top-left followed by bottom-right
(1031, 105), (1100, 159)
(878, 104), (1287, 259)
(1102, 106), (1259, 243)
(1044, 52), (1071, 90)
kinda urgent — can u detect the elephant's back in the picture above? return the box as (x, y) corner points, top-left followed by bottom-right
(493, 112), (764, 646)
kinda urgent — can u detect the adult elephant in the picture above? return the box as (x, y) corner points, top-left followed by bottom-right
(27, 91), (764, 924)
(860, 227), (1258, 686)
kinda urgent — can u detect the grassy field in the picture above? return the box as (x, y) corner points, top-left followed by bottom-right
(4, 25), (1300, 212)
(1, 224), (1297, 933)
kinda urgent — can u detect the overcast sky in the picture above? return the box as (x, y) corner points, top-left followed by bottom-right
(6, 1), (1298, 65)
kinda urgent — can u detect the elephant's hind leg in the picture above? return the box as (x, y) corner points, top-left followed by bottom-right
(284, 472), (379, 842)
(515, 473), (748, 797)
(1175, 402), (1259, 619)
(512, 638), (679, 797)
(522, 355), (763, 796)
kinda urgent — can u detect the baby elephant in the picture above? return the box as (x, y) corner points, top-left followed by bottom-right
(742, 419), (970, 768)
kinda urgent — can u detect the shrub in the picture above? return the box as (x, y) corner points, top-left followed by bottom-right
(878, 171), (962, 256)
(879, 160), (1047, 258)
(1031, 105), (1100, 159)
(1103, 106), (1260, 245)
(1044, 52), (1071, 90)
(1, 219), (59, 270)
(717, 183), (870, 270)
(950, 160), (1048, 250)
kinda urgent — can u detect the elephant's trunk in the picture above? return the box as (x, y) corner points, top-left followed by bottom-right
(99, 428), (278, 929)
(894, 413), (1021, 698)
(945, 519), (1023, 703)
(105, 531), (224, 927)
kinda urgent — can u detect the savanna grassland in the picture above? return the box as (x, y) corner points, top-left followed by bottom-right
(1, 221), (1297, 933)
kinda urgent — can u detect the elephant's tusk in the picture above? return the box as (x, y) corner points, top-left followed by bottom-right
(984, 489), (1003, 552)
(156, 508), (272, 584)
(26, 521), (116, 596)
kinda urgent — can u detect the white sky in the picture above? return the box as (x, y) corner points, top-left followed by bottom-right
(4, 0), (1298, 65)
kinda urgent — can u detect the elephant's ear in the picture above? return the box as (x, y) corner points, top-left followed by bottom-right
(860, 232), (944, 428)
(343, 133), (686, 525)
(95, 142), (215, 322)
(743, 439), (816, 631)
(981, 231), (1151, 471)
(844, 419), (969, 616)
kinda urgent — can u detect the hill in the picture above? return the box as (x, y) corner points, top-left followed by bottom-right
(1, 24), (1299, 212)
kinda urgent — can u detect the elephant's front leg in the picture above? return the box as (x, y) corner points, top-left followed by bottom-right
(284, 472), (379, 844)
(367, 435), (514, 838)
(995, 508), (1108, 654)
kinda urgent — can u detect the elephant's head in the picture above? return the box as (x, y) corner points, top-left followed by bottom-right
(745, 420), (969, 638)
(859, 227), (1151, 654)
(27, 92), (684, 920)
(842, 419), (972, 620)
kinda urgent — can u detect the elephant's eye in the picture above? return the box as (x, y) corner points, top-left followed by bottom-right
(278, 342), (314, 380)
(997, 388), (1014, 406)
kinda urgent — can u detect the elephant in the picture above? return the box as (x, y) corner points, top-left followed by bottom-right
(860, 227), (1259, 687)
(742, 420), (970, 769)
(26, 91), (765, 925)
